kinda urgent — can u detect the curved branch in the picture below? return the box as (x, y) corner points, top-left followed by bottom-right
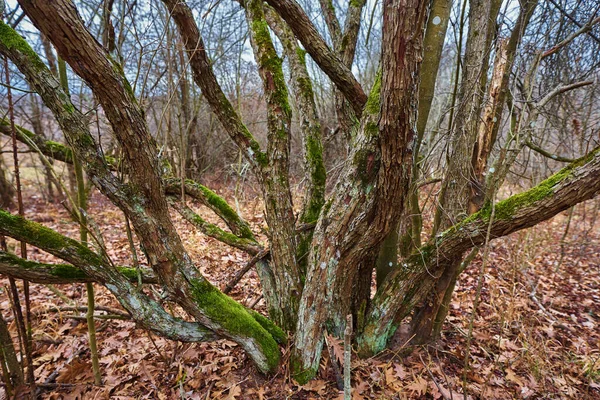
(525, 140), (577, 163)
(165, 178), (256, 239)
(0, 118), (117, 167)
(168, 198), (263, 255)
(161, 0), (266, 170)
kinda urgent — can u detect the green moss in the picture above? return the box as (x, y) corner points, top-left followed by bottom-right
(296, 76), (314, 101)
(51, 263), (88, 279)
(350, 0), (366, 7)
(184, 209), (257, 249)
(255, 150), (269, 166)
(249, 310), (287, 344)
(107, 53), (136, 101)
(353, 148), (380, 185)
(192, 181), (255, 239)
(0, 210), (67, 250)
(117, 267), (144, 281)
(0, 22), (47, 72)
(365, 71), (381, 115)
(248, 2), (292, 120)
(189, 278), (280, 371)
(295, 47), (307, 64)
(290, 354), (318, 384)
(301, 133), (326, 223)
(364, 121), (379, 138)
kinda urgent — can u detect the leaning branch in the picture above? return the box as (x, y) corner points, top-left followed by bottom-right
(0, 208), (217, 343)
(162, 0), (265, 171)
(165, 178), (256, 240)
(361, 146), (600, 355)
(168, 198), (264, 255)
(525, 140), (577, 163)
(0, 251), (158, 284)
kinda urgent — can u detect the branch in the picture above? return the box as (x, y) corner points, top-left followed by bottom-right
(361, 146), (600, 355)
(161, 0), (266, 171)
(223, 248), (270, 294)
(263, 0), (367, 115)
(542, 15), (600, 58)
(168, 198), (264, 256)
(164, 178), (255, 239)
(0, 251), (158, 284)
(536, 80), (594, 108)
(0, 208), (217, 343)
(319, 0), (342, 45)
(0, 118), (117, 167)
(546, 0), (600, 45)
(525, 140), (577, 163)
(263, 7), (326, 224)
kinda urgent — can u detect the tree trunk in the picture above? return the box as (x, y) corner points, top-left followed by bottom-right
(411, 0), (537, 344)
(377, 0), (451, 282)
(292, 0), (430, 382)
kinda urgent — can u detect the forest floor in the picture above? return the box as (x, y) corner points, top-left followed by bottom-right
(1, 184), (599, 399)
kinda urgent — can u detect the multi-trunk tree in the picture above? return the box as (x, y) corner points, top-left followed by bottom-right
(1, 0), (599, 385)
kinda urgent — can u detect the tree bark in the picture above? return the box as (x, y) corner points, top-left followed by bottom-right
(291, 0), (430, 382)
(263, 0), (367, 115)
(3, 2), (282, 372)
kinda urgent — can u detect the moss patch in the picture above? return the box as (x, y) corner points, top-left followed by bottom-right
(365, 71), (381, 115)
(290, 354), (318, 384)
(0, 22), (47, 72)
(249, 310), (287, 344)
(189, 278), (280, 371)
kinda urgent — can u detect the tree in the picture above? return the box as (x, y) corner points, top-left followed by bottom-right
(0, 0), (599, 385)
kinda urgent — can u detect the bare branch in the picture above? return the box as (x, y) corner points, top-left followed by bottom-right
(525, 140), (577, 163)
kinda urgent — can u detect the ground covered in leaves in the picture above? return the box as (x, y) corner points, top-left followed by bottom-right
(1, 186), (599, 399)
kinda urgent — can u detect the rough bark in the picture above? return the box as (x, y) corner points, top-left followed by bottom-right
(0, 157), (13, 209)
(244, 0), (302, 330)
(265, 7), (326, 274)
(292, 0), (430, 382)
(378, 0), (452, 283)
(0, 311), (23, 393)
(3, 2), (281, 372)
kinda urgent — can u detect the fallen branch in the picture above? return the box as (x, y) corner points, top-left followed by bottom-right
(223, 249), (270, 294)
